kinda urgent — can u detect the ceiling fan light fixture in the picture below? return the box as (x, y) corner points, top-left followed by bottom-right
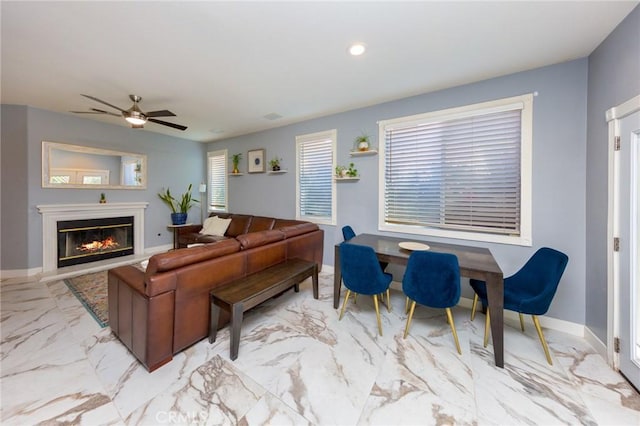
(348, 42), (367, 56)
(124, 111), (147, 126)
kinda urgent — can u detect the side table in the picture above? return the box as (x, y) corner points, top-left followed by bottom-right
(167, 223), (193, 250)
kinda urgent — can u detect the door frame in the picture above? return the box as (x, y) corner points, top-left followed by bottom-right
(606, 94), (640, 368)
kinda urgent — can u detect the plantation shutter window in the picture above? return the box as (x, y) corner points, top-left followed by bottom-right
(380, 94), (532, 245)
(296, 130), (336, 225)
(207, 150), (228, 212)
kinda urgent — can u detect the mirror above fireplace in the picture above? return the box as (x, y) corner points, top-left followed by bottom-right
(42, 141), (147, 189)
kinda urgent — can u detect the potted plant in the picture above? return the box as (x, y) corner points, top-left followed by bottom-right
(158, 184), (199, 225)
(346, 162), (358, 177)
(231, 153), (242, 174)
(269, 157), (282, 171)
(335, 165), (347, 178)
(355, 133), (370, 151)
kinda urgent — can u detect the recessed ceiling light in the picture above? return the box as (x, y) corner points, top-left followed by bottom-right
(349, 43), (367, 56)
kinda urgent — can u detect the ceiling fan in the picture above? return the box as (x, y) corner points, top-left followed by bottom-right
(71, 94), (187, 131)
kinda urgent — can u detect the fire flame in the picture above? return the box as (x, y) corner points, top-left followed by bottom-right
(77, 236), (119, 252)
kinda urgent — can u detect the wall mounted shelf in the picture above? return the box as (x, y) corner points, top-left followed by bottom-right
(335, 177), (360, 182)
(350, 149), (377, 157)
(228, 173), (244, 176)
(268, 170), (288, 174)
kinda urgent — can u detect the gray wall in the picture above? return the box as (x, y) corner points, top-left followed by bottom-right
(585, 5), (640, 342)
(208, 59), (588, 324)
(0, 105), (206, 270)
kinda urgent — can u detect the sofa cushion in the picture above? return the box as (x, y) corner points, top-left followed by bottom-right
(247, 216), (276, 233)
(280, 222), (319, 238)
(146, 238), (241, 275)
(223, 214), (252, 237)
(236, 229), (285, 250)
(200, 216), (232, 236)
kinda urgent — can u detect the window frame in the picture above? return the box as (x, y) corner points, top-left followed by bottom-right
(295, 129), (337, 225)
(378, 94), (533, 246)
(207, 149), (229, 214)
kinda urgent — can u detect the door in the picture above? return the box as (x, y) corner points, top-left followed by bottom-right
(617, 109), (640, 390)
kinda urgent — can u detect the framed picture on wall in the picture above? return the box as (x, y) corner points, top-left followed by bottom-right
(247, 148), (266, 173)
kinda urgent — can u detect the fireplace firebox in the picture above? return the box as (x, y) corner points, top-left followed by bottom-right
(57, 216), (134, 268)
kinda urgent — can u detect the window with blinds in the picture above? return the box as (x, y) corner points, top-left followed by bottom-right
(379, 94), (532, 245)
(207, 149), (228, 213)
(296, 130), (336, 225)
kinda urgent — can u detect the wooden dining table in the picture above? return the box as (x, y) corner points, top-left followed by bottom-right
(333, 233), (505, 368)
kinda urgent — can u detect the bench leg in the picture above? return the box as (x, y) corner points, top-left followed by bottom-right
(294, 283), (300, 292)
(230, 302), (244, 360)
(209, 301), (221, 343)
(312, 265), (319, 299)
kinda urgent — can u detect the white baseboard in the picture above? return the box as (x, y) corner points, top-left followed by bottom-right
(584, 326), (609, 363)
(1, 267), (42, 280)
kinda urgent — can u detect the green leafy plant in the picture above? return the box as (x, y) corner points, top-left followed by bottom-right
(158, 184), (199, 213)
(269, 157), (281, 169)
(355, 132), (370, 151)
(231, 153), (242, 172)
(346, 162), (358, 177)
(335, 165), (346, 177)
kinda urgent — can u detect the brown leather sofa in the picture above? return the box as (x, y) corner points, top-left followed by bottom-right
(108, 214), (324, 372)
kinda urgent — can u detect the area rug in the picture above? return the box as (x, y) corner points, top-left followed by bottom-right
(64, 271), (109, 328)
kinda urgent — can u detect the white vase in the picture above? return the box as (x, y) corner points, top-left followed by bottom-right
(358, 141), (369, 151)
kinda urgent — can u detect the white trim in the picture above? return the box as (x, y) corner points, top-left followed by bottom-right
(606, 94), (640, 368)
(37, 202), (148, 273)
(585, 325), (609, 363)
(1, 267), (42, 279)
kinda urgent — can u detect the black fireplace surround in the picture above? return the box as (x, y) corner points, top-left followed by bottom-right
(57, 216), (134, 268)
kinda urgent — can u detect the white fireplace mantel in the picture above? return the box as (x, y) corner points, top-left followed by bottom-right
(37, 202), (148, 272)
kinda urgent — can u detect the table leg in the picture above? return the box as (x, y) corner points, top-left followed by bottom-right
(333, 245), (341, 309)
(230, 302), (244, 361)
(173, 227), (179, 250)
(485, 273), (504, 368)
(209, 299), (220, 343)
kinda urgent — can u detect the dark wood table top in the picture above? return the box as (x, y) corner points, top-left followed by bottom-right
(340, 233), (503, 279)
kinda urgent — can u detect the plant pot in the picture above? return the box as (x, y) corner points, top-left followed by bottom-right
(272, 165), (280, 171)
(358, 141), (369, 151)
(171, 212), (187, 225)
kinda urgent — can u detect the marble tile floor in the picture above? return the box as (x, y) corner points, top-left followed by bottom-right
(1, 271), (639, 425)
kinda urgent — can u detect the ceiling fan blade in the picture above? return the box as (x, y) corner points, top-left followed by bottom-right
(71, 110), (103, 114)
(81, 94), (126, 112)
(148, 118), (187, 131)
(146, 109), (176, 118)
(91, 108), (121, 117)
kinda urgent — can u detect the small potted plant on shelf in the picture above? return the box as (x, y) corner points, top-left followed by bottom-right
(346, 162), (358, 177)
(158, 184), (199, 225)
(231, 153), (242, 174)
(269, 157), (282, 171)
(335, 165), (347, 178)
(355, 133), (370, 151)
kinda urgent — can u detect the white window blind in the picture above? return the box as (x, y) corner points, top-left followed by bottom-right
(380, 94), (532, 244)
(296, 130), (336, 224)
(207, 150), (228, 212)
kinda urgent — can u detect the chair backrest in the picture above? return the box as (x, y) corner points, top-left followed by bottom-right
(339, 243), (389, 295)
(507, 247), (569, 314)
(342, 225), (356, 241)
(402, 251), (460, 309)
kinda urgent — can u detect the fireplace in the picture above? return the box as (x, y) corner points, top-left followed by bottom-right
(57, 216), (134, 268)
(38, 202), (148, 273)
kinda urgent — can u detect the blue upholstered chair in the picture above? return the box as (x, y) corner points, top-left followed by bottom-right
(342, 225), (356, 241)
(402, 251), (462, 354)
(339, 243), (393, 336)
(469, 247), (569, 365)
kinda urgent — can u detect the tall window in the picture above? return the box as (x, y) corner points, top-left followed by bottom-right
(379, 94), (532, 246)
(207, 149), (228, 213)
(296, 129), (336, 225)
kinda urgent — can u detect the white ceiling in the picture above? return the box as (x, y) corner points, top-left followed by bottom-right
(2, 1), (637, 143)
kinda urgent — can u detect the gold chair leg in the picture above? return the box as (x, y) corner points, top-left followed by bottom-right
(386, 289), (391, 312)
(446, 307), (462, 355)
(403, 300), (417, 338)
(484, 308), (491, 348)
(339, 289), (351, 320)
(405, 296), (410, 314)
(470, 294), (478, 321)
(519, 313), (525, 332)
(532, 315), (553, 365)
(353, 294), (357, 304)
(373, 294), (383, 336)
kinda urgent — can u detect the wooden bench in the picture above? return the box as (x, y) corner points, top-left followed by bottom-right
(208, 258), (318, 360)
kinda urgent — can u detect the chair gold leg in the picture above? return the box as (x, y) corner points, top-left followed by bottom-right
(403, 300), (416, 338)
(386, 289), (391, 312)
(445, 308), (462, 355)
(405, 296), (410, 314)
(519, 313), (525, 332)
(470, 294), (478, 321)
(339, 289), (351, 320)
(484, 308), (491, 348)
(353, 294), (357, 304)
(373, 294), (383, 336)
(532, 315), (553, 365)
